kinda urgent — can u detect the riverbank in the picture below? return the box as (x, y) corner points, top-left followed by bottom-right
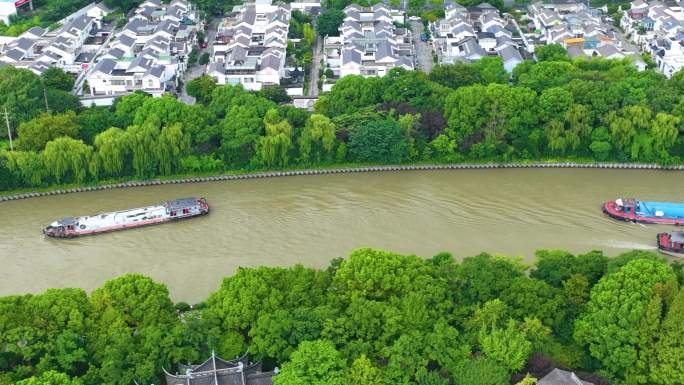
(1, 161), (681, 202)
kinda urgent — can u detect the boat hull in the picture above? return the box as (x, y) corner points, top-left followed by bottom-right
(657, 232), (684, 258)
(44, 197), (209, 238)
(44, 211), (208, 238)
(603, 200), (684, 225)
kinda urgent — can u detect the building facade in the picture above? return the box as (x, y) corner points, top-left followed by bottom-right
(323, 3), (414, 78)
(86, 0), (198, 97)
(207, 0), (290, 90)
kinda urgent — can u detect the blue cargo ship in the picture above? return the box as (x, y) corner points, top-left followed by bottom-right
(603, 198), (684, 224)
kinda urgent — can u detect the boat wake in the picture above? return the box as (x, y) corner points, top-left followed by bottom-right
(603, 240), (657, 250)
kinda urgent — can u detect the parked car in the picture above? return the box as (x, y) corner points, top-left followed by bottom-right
(420, 33), (428, 42)
(408, 16), (421, 21)
(199, 42), (208, 49)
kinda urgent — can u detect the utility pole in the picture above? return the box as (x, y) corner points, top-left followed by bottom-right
(2, 106), (13, 152)
(41, 80), (49, 112)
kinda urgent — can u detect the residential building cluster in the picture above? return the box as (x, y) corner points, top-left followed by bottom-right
(86, 0), (199, 97)
(527, 0), (645, 68)
(0, 3), (111, 77)
(207, 0), (291, 90)
(621, 0), (684, 76)
(430, 2), (524, 72)
(323, 3), (414, 78)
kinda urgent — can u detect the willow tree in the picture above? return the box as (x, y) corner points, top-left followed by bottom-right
(124, 122), (159, 178)
(43, 137), (94, 183)
(4, 150), (46, 186)
(255, 109), (292, 168)
(651, 112), (680, 158)
(157, 123), (190, 175)
(94, 127), (128, 177)
(299, 114), (335, 164)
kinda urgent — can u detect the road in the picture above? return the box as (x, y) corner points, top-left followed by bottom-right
(410, 20), (433, 73)
(179, 19), (219, 104)
(73, 22), (118, 95)
(307, 34), (322, 97)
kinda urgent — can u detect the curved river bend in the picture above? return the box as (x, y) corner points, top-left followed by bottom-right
(1, 169), (682, 302)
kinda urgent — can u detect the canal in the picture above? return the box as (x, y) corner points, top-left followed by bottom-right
(1, 168), (682, 302)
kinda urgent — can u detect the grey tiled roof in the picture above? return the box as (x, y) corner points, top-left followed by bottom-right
(93, 58), (117, 74)
(499, 44), (522, 61)
(538, 369), (594, 385)
(15, 38), (35, 51)
(26, 27), (46, 37)
(4, 48), (25, 61)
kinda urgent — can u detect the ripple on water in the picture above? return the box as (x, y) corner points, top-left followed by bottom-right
(1, 168), (683, 302)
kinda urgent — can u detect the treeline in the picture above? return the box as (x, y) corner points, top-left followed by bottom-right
(4, 46), (684, 191)
(1, 248), (683, 385)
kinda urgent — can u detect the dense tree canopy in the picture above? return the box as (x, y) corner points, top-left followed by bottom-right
(0, 248), (681, 385)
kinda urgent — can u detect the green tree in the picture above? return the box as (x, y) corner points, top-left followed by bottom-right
(94, 127), (128, 177)
(77, 107), (117, 144)
(274, 340), (346, 385)
(471, 57), (508, 85)
(534, 44), (569, 62)
(650, 112), (680, 160)
(455, 253), (525, 305)
(479, 319), (532, 372)
(259, 85), (292, 104)
(186, 75), (217, 105)
(500, 277), (566, 330)
(87, 274), (185, 385)
(574, 259), (674, 378)
(650, 288), (684, 385)
(124, 122), (159, 178)
(345, 354), (386, 385)
(316, 9), (345, 37)
(0, 66), (45, 130)
(451, 357), (510, 385)
(299, 114), (336, 164)
(3, 150), (46, 187)
(41, 67), (75, 92)
(16, 112), (79, 151)
(348, 119), (407, 163)
(43, 137), (94, 183)
(315, 76), (383, 117)
(255, 109), (293, 168)
(429, 63), (482, 89)
(157, 123), (190, 175)
(15, 371), (83, 385)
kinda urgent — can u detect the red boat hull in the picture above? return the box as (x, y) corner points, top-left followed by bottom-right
(602, 201), (684, 225)
(657, 233), (684, 258)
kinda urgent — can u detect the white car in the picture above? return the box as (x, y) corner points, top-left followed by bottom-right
(408, 16), (421, 21)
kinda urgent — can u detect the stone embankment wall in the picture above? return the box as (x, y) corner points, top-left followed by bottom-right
(1, 162), (680, 202)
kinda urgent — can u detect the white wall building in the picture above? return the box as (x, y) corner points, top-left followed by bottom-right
(323, 3), (413, 78)
(86, 0), (198, 97)
(430, 2), (523, 71)
(207, 0), (290, 90)
(0, 5), (110, 75)
(621, 0), (684, 77)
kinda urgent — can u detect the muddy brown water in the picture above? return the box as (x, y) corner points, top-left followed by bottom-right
(1, 169), (681, 302)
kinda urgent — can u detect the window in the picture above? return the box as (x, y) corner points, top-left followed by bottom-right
(111, 80), (125, 85)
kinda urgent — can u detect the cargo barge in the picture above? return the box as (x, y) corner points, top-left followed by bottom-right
(603, 198), (684, 225)
(43, 197), (209, 238)
(657, 232), (684, 258)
